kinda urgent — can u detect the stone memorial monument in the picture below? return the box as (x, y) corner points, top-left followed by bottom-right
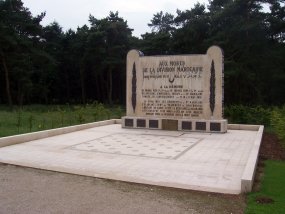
(122, 46), (227, 133)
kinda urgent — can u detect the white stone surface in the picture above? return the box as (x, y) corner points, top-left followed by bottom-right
(126, 46), (224, 120)
(68, 133), (199, 159)
(241, 125), (264, 192)
(0, 124), (260, 194)
(0, 119), (119, 148)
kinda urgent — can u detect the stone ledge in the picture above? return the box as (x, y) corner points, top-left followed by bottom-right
(227, 124), (260, 131)
(0, 119), (119, 149)
(122, 117), (228, 133)
(241, 125), (264, 193)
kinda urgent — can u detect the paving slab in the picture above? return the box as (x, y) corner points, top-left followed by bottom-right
(0, 124), (261, 194)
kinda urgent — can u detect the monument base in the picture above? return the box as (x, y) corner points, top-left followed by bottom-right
(122, 117), (227, 133)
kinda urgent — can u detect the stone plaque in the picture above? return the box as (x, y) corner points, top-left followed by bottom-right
(196, 122), (206, 131)
(137, 119), (146, 128)
(182, 121), (192, 130)
(210, 122), (221, 131)
(162, 119), (178, 131)
(149, 120), (159, 128)
(125, 119), (133, 127)
(126, 46), (224, 120)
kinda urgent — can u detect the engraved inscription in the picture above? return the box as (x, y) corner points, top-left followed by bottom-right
(126, 46), (224, 121)
(141, 59), (204, 119)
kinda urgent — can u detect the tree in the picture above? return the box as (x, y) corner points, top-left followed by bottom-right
(140, 32), (173, 55)
(88, 12), (132, 104)
(267, 0), (285, 42)
(206, 0), (275, 104)
(60, 29), (81, 103)
(141, 0), (285, 105)
(0, 0), (45, 106)
(140, 11), (175, 55)
(173, 3), (209, 53)
(148, 11), (175, 33)
(66, 25), (89, 104)
(1, 0), (284, 106)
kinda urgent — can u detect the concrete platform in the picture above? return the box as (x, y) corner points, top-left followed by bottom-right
(0, 120), (263, 194)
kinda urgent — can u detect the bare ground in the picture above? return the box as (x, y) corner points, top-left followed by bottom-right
(1, 132), (283, 214)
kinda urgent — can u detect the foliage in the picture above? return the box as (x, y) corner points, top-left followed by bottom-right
(148, 11), (175, 33)
(141, 0), (285, 105)
(246, 160), (285, 214)
(0, 0), (46, 106)
(271, 106), (285, 144)
(92, 102), (109, 121)
(0, 104), (125, 137)
(0, 0), (285, 106)
(224, 105), (271, 126)
(0, 2), (132, 106)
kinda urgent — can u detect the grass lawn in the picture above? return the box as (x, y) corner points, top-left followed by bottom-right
(0, 104), (125, 137)
(246, 160), (285, 214)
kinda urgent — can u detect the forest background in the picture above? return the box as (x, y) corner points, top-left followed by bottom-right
(1, 0), (284, 107)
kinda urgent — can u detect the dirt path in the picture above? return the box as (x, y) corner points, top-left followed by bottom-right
(0, 163), (245, 214)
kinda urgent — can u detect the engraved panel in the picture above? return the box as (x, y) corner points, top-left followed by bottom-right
(162, 119), (178, 131)
(182, 121), (192, 130)
(149, 120), (159, 128)
(196, 122), (206, 131)
(125, 119), (134, 127)
(137, 119), (146, 128)
(210, 122), (221, 131)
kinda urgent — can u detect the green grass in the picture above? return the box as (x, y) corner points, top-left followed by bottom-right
(246, 160), (285, 214)
(0, 104), (125, 137)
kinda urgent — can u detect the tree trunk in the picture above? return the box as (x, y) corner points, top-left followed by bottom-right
(18, 91), (24, 107)
(99, 73), (106, 102)
(95, 76), (100, 101)
(108, 67), (113, 105)
(0, 50), (13, 107)
(79, 66), (86, 105)
(64, 68), (70, 103)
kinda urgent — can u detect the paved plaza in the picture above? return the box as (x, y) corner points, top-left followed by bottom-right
(0, 123), (261, 194)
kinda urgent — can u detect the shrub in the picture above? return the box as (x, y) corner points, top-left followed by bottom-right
(224, 105), (271, 126)
(28, 115), (34, 131)
(76, 107), (85, 124)
(271, 106), (285, 145)
(93, 103), (108, 121)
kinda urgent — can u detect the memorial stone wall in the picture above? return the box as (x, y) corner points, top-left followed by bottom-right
(122, 46), (227, 133)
